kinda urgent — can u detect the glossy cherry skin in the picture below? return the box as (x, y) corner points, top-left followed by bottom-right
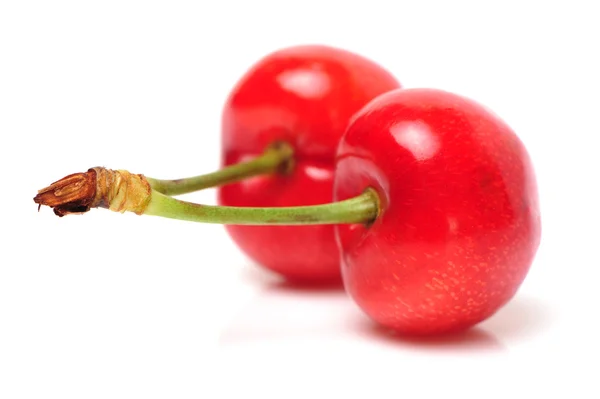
(335, 88), (541, 334)
(219, 45), (400, 282)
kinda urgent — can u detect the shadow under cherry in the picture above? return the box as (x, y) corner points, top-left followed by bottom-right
(222, 265), (554, 354)
(352, 294), (554, 353)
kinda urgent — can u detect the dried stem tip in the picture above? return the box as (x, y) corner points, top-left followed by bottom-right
(34, 167), (151, 217)
(34, 171), (97, 216)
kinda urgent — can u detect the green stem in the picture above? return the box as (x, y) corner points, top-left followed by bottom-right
(144, 189), (380, 225)
(145, 142), (294, 196)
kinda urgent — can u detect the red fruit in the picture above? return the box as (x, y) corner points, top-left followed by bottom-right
(219, 45), (401, 282)
(335, 88), (541, 334)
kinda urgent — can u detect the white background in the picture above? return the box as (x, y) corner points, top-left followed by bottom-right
(1, 1), (598, 398)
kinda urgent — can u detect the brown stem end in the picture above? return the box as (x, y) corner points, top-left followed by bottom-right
(34, 168), (152, 217)
(34, 171), (97, 216)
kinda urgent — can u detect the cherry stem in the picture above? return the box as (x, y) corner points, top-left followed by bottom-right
(34, 166), (380, 225)
(146, 142), (294, 196)
(144, 188), (379, 225)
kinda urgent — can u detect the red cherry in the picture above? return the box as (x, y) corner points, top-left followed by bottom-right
(219, 45), (400, 282)
(34, 86), (541, 335)
(334, 88), (541, 335)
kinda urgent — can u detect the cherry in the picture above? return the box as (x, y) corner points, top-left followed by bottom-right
(34, 88), (540, 335)
(335, 88), (541, 334)
(218, 45), (400, 282)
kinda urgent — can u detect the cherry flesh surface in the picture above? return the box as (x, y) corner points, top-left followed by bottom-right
(335, 88), (541, 334)
(219, 45), (400, 282)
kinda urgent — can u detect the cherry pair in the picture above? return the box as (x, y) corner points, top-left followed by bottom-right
(35, 45), (541, 335)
